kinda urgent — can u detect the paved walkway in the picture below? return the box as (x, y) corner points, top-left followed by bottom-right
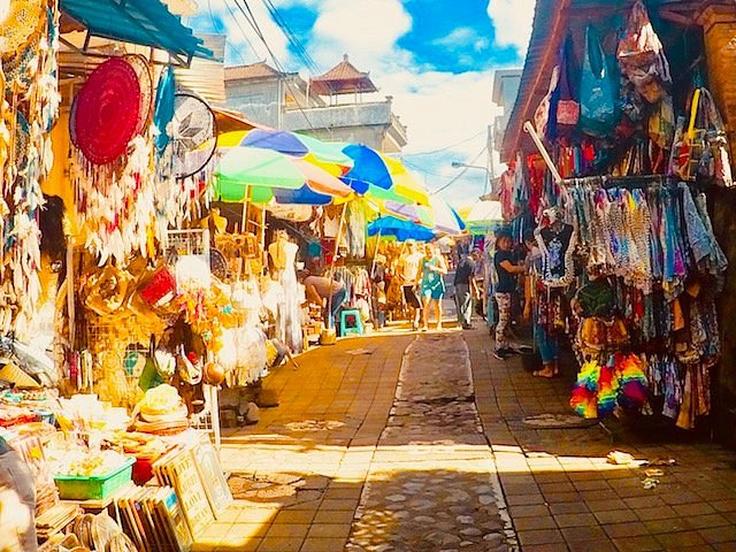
(194, 324), (736, 552)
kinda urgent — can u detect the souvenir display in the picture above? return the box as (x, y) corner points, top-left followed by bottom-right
(0, 0), (60, 336)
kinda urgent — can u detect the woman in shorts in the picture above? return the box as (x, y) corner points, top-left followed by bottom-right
(420, 244), (448, 330)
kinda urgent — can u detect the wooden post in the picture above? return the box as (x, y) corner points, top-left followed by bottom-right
(324, 202), (348, 329)
(698, 5), (736, 171)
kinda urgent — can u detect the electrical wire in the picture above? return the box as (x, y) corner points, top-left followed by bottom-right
(405, 129), (486, 157)
(230, 0), (321, 132)
(261, 0), (320, 74)
(218, 0), (260, 63)
(430, 146), (488, 196)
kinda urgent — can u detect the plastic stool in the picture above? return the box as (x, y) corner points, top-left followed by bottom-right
(339, 308), (364, 337)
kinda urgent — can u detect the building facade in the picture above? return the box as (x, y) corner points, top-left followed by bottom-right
(224, 56), (408, 153)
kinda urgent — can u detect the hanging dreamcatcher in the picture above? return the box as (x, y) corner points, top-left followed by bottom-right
(0, 0), (60, 337)
(170, 92), (217, 180)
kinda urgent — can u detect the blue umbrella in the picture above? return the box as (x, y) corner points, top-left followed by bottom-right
(272, 185), (332, 205)
(242, 129), (310, 157)
(342, 144), (393, 193)
(368, 216), (435, 242)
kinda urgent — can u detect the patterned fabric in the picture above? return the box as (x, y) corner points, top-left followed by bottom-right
(494, 292), (512, 351)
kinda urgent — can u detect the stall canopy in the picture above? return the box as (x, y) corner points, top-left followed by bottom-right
(60, 0), (213, 64)
(368, 216), (436, 242)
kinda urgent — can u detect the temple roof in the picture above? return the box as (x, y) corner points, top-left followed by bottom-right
(310, 54), (378, 96)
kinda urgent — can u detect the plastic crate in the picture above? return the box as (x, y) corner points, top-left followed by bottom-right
(54, 457), (134, 500)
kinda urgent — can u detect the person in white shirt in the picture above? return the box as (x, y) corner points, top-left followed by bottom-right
(396, 241), (424, 330)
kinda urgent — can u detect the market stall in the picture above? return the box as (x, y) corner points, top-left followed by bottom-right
(501, 0), (734, 431)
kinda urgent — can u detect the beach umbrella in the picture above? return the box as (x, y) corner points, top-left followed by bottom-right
(214, 147), (352, 204)
(464, 200), (503, 234)
(425, 196), (466, 235)
(368, 216), (435, 242)
(219, 129), (354, 170)
(341, 144), (393, 193)
(381, 155), (430, 206)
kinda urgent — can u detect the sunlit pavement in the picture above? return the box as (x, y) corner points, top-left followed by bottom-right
(196, 323), (736, 552)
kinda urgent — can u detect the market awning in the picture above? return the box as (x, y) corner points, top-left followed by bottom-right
(60, 0), (213, 65)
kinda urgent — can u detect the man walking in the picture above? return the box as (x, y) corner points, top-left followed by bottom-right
(397, 241), (423, 330)
(454, 249), (480, 329)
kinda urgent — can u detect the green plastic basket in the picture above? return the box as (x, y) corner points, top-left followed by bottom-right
(54, 457), (135, 500)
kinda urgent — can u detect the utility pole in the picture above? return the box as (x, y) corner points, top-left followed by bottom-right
(485, 124), (495, 196)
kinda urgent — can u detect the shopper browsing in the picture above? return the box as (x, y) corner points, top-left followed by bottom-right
(493, 233), (526, 359)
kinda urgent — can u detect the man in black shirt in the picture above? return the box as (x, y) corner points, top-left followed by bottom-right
(493, 233), (526, 359)
(454, 249), (480, 329)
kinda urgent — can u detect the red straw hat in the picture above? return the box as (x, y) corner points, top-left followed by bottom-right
(74, 57), (141, 165)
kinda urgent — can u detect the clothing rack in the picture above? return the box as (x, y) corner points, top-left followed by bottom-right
(562, 174), (706, 191)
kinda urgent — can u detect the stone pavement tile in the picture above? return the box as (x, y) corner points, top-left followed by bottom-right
(622, 496), (665, 509)
(273, 510), (317, 525)
(554, 513), (598, 528)
(700, 525), (736, 544)
(634, 505), (677, 521)
(659, 491), (701, 505)
(594, 509), (638, 525)
(307, 524), (352, 540)
(543, 491), (583, 503)
(611, 535), (663, 552)
(514, 515), (557, 531)
(685, 513), (731, 530)
(672, 502), (717, 516)
(264, 524), (310, 539)
(568, 539), (617, 552)
(522, 545), (570, 552)
(227, 523), (270, 539)
(299, 537), (347, 552)
(561, 525), (608, 542)
(506, 493), (546, 506)
(713, 542), (736, 551)
(539, 481), (577, 494)
(654, 530), (707, 549)
(214, 539), (262, 552)
(643, 518), (693, 534)
(313, 509), (355, 525)
(603, 521), (650, 538)
(256, 536), (304, 552)
(711, 499), (736, 513)
(549, 502), (590, 515)
(518, 529), (566, 546)
(510, 504), (551, 518)
(318, 498), (359, 511)
(585, 498), (628, 512)
(571, 479), (611, 491)
(284, 500), (322, 512)
(579, 489), (620, 502)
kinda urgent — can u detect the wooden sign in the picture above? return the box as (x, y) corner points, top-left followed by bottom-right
(166, 451), (214, 538)
(191, 441), (233, 519)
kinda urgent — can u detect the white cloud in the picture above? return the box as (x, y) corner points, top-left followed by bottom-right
(307, 0), (412, 70)
(486, 0), (535, 54)
(203, 0), (293, 67)
(198, 0), (512, 205)
(432, 27), (489, 53)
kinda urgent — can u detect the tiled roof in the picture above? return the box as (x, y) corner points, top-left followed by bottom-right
(310, 54), (377, 95)
(224, 61), (282, 81)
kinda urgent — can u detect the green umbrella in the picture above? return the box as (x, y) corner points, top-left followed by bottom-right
(214, 147), (305, 201)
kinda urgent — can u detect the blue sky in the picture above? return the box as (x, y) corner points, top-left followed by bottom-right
(189, 0), (535, 206)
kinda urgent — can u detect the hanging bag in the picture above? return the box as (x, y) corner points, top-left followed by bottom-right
(617, 0), (671, 104)
(673, 88), (733, 186)
(556, 33), (580, 128)
(579, 25), (620, 137)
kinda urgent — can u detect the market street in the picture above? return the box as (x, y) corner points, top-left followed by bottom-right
(197, 325), (736, 552)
